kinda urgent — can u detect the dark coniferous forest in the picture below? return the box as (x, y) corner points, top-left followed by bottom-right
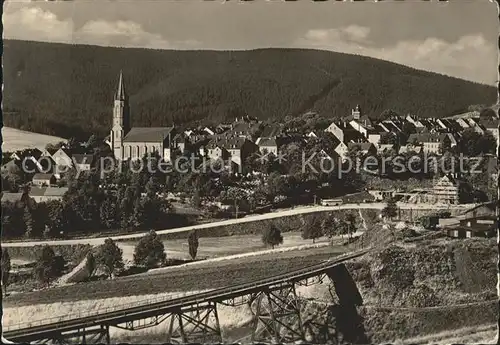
(3, 39), (497, 139)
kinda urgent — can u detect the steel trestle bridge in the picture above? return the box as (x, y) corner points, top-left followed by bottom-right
(3, 250), (369, 344)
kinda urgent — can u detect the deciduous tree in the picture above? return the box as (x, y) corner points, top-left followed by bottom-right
(261, 224), (284, 249)
(2, 249), (11, 296)
(382, 199), (398, 220)
(188, 230), (199, 260)
(344, 213), (357, 239)
(301, 215), (323, 243)
(133, 231), (166, 269)
(95, 238), (124, 279)
(85, 252), (96, 279)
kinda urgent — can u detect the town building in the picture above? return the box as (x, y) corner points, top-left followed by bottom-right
(325, 121), (363, 143)
(446, 214), (496, 239)
(480, 118), (500, 148)
(109, 71), (177, 161)
(257, 137), (280, 156)
(52, 148), (74, 168)
(29, 187), (68, 203)
(1, 190), (30, 206)
(32, 173), (56, 187)
(334, 141), (349, 161)
(407, 132), (456, 154)
(432, 174), (460, 204)
(347, 142), (377, 156)
(72, 154), (95, 171)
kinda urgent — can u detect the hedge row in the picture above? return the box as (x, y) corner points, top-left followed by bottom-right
(7, 244), (92, 264)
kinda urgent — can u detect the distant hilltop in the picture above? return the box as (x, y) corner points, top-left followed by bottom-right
(3, 39), (497, 139)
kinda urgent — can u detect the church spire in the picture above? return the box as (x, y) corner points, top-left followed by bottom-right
(115, 70), (127, 101)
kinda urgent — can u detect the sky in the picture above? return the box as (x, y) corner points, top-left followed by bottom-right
(4, 0), (499, 85)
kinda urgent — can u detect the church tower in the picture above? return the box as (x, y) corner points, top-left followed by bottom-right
(111, 71), (130, 160)
(352, 105), (361, 120)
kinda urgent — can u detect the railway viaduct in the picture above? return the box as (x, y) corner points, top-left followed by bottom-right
(3, 250), (369, 344)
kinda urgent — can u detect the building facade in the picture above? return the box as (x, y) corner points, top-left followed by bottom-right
(433, 175), (459, 204)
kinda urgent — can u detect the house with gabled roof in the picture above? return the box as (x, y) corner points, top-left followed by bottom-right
(10, 148), (42, 162)
(72, 154), (95, 171)
(349, 120), (369, 138)
(206, 136), (258, 169)
(480, 118), (499, 147)
(41, 148), (58, 158)
(325, 121), (364, 143)
(367, 125), (387, 144)
(334, 141), (349, 161)
(32, 173), (57, 187)
(29, 187), (68, 203)
(258, 137), (280, 156)
(407, 132), (456, 154)
(52, 148), (73, 168)
(347, 142), (377, 156)
(1, 189), (30, 206)
(406, 114), (425, 128)
(432, 174), (460, 204)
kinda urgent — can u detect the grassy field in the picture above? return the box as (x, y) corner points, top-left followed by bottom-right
(119, 231), (332, 262)
(4, 246), (346, 307)
(2, 126), (65, 152)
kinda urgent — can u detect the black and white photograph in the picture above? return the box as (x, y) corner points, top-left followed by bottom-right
(1, 0), (499, 344)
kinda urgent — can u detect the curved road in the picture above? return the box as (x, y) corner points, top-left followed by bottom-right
(2, 202), (476, 247)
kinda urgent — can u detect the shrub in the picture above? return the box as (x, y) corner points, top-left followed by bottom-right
(406, 284), (439, 308)
(33, 245), (65, 287)
(418, 215), (438, 230)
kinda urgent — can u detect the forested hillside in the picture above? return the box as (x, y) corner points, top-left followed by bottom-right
(3, 40), (496, 139)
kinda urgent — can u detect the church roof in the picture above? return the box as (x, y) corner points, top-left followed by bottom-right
(123, 127), (174, 143)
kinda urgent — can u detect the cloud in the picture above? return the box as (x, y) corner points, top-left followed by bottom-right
(294, 28), (496, 85)
(4, 6), (199, 50)
(342, 25), (371, 42)
(76, 20), (172, 49)
(4, 7), (74, 42)
(302, 25), (371, 46)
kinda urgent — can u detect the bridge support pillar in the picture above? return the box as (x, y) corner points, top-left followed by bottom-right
(105, 325), (110, 345)
(252, 283), (305, 343)
(167, 302), (222, 344)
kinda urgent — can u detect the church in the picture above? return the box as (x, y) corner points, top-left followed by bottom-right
(109, 72), (176, 161)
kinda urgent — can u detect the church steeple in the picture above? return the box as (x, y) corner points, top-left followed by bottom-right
(111, 70), (130, 161)
(115, 70), (127, 101)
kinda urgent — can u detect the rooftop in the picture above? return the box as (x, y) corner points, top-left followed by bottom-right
(123, 127), (174, 143)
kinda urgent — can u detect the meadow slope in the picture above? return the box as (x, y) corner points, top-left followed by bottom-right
(1, 126), (65, 152)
